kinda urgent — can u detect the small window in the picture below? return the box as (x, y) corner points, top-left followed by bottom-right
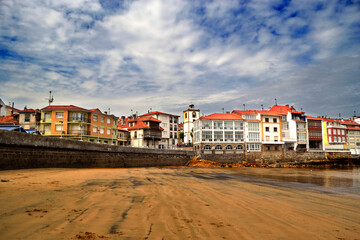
(265, 118), (269, 122)
(192, 112), (196, 118)
(275, 146), (279, 151)
(100, 128), (104, 134)
(274, 127), (278, 132)
(93, 127), (97, 133)
(215, 145), (222, 150)
(204, 145), (211, 150)
(55, 125), (63, 132)
(266, 127), (270, 132)
(56, 112), (63, 119)
(170, 132), (173, 138)
(226, 145), (233, 150)
(107, 129), (110, 135)
(93, 115), (98, 121)
(185, 113), (188, 119)
(101, 116), (105, 123)
(236, 145), (243, 150)
(24, 113), (31, 122)
(107, 118), (110, 124)
(273, 118), (277, 123)
(266, 146), (271, 151)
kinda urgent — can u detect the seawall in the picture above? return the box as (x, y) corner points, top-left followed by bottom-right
(0, 130), (194, 170)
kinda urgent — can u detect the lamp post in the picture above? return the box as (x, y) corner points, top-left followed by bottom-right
(97, 127), (100, 143)
(59, 121), (63, 138)
(80, 123), (83, 141)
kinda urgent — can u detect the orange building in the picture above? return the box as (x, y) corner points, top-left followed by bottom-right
(40, 105), (118, 145)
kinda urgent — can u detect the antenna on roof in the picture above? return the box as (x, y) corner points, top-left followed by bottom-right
(339, 113), (341, 119)
(46, 91), (54, 105)
(354, 111), (356, 117)
(243, 104), (245, 111)
(275, 98), (277, 105)
(261, 104), (264, 110)
(222, 108), (224, 113)
(108, 108), (110, 115)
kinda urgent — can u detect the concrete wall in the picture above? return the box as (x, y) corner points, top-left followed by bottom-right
(0, 130), (194, 170)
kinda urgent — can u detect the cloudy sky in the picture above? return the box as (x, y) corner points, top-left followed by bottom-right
(0, 0), (359, 119)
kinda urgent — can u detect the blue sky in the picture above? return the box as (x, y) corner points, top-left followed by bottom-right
(0, 0), (359, 118)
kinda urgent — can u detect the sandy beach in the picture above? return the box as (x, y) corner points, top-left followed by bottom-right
(0, 167), (359, 240)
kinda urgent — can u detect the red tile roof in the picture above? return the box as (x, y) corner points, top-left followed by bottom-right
(232, 110), (258, 115)
(200, 113), (244, 120)
(18, 109), (40, 113)
(0, 116), (19, 123)
(341, 119), (360, 126)
(41, 105), (91, 112)
(140, 111), (180, 117)
(125, 117), (163, 130)
(270, 105), (304, 114)
(138, 116), (161, 122)
(257, 110), (282, 116)
(307, 116), (323, 120)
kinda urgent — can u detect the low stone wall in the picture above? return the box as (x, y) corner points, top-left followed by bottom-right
(0, 130), (194, 170)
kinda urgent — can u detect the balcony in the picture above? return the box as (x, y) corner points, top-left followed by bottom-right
(68, 117), (91, 123)
(143, 130), (162, 140)
(68, 130), (91, 136)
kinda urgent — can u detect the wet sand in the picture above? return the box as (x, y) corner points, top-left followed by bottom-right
(0, 167), (359, 240)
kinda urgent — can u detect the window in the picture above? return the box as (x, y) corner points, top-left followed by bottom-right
(234, 122), (243, 130)
(170, 132), (173, 138)
(274, 127), (278, 132)
(56, 112), (63, 119)
(226, 145), (233, 150)
(225, 131), (233, 141)
(100, 128), (104, 134)
(341, 130), (345, 135)
(101, 116), (105, 123)
(93, 115), (98, 121)
(202, 121), (212, 129)
(174, 125), (177, 131)
(281, 115), (287, 121)
(107, 129), (110, 135)
(170, 125), (173, 131)
(24, 113), (31, 122)
(204, 145), (211, 150)
(224, 121), (233, 130)
(192, 112), (196, 118)
(174, 117), (178, 123)
(273, 118), (277, 123)
(107, 118), (110, 124)
(249, 132), (260, 142)
(265, 127), (270, 132)
(266, 146), (271, 151)
(215, 145), (222, 150)
(275, 146), (279, 151)
(203, 131), (212, 141)
(265, 118), (269, 122)
(44, 113), (51, 120)
(72, 113), (85, 121)
(185, 113), (187, 119)
(248, 122), (259, 131)
(282, 122), (288, 130)
(236, 145), (243, 150)
(174, 132), (177, 139)
(274, 136), (278, 142)
(266, 136), (270, 141)
(342, 137), (345, 142)
(93, 127), (97, 133)
(328, 136), (332, 142)
(214, 131), (223, 141)
(334, 136), (337, 142)
(328, 129), (331, 135)
(244, 114), (256, 119)
(247, 143), (260, 151)
(235, 131), (244, 141)
(169, 116), (173, 123)
(55, 125), (63, 131)
(214, 121), (223, 130)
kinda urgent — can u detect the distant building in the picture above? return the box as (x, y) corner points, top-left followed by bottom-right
(139, 111), (179, 149)
(127, 115), (163, 148)
(341, 119), (360, 155)
(183, 104), (200, 144)
(40, 105), (118, 145)
(322, 118), (347, 152)
(306, 116), (324, 151)
(118, 116), (130, 146)
(18, 108), (41, 131)
(0, 98), (6, 116)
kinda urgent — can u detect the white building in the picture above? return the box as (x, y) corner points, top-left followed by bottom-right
(139, 111), (179, 149)
(183, 104), (200, 144)
(0, 98), (6, 116)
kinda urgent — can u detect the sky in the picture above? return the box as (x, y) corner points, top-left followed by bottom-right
(0, 0), (359, 119)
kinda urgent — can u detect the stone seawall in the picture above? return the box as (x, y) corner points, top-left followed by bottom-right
(0, 130), (194, 170)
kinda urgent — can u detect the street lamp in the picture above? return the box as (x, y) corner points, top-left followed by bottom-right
(97, 126), (100, 143)
(80, 123), (83, 141)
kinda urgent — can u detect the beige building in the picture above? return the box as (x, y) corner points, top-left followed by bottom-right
(127, 115), (163, 148)
(139, 111), (179, 149)
(18, 108), (41, 131)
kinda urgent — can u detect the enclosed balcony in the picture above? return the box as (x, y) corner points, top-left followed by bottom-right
(143, 130), (162, 140)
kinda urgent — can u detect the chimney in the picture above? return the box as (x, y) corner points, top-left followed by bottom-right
(104, 111), (107, 115)
(132, 113), (137, 120)
(121, 116), (125, 125)
(226, 111), (230, 114)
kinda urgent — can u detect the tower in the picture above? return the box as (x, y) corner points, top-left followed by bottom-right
(183, 104), (200, 144)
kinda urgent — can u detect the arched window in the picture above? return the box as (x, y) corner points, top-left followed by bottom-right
(204, 145), (211, 150)
(236, 145), (243, 150)
(192, 112), (196, 118)
(215, 145), (222, 150)
(226, 145), (233, 150)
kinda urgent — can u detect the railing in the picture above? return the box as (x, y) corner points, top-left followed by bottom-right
(68, 130), (90, 135)
(68, 117), (91, 123)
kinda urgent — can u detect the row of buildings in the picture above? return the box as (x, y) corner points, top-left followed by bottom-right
(1, 98), (360, 155)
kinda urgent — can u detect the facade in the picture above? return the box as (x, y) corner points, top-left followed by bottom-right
(0, 98), (6, 116)
(322, 118), (347, 152)
(139, 111), (179, 149)
(118, 116), (130, 146)
(18, 108), (41, 130)
(258, 111), (284, 155)
(183, 104), (200, 144)
(40, 105), (118, 145)
(341, 119), (360, 155)
(270, 105), (307, 151)
(306, 116), (323, 151)
(193, 113), (245, 153)
(127, 115), (163, 148)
